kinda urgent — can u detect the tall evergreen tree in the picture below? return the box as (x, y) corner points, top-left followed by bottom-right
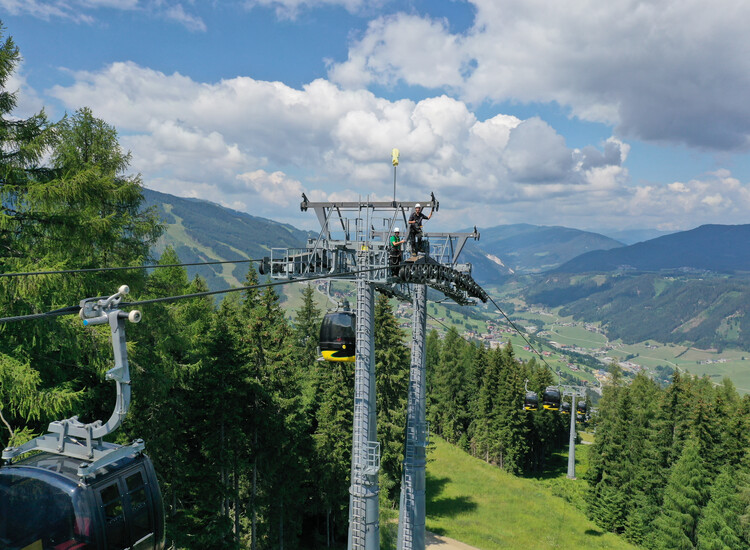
(695, 465), (747, 550)
(0, 94), (160, 446)
(648, 440), (711, 549)
(0, 26), (55, 259)
(494, 343), (530, 474)
(313, 358), (354, 545)
(373, 294), (409, 506)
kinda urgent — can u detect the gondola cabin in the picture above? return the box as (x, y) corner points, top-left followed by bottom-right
(0, 446), (164, 550)
(542, 386), (561, 411)
(577, 401), (588, 423)
(319, 310), (356, 362)
(524, 391), (539, 411)
(561, 401), (572, 414)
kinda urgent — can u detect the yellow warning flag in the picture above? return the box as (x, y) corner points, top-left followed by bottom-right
(392, 148), (400, 166)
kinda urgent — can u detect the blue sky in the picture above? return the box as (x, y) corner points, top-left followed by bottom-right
(3, 0), (750, 235)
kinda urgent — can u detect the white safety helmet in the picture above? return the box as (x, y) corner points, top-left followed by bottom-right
(394, 227), (400, 232)
(415, 203), (421, 208)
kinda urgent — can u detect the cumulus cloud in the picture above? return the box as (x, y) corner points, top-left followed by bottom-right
(327, 0), (750, 151)
(627, 170), (750, 230)
(46, 61), (638, 227)
(45, 61), (750, 232)
(236, 169), (304, 206)
(328, 14), (467, 90)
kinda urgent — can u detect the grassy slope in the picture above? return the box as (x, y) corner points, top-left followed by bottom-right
(425, 437), (635, 550)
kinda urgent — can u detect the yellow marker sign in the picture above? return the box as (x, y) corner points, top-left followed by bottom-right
(392, 148), (400, 166)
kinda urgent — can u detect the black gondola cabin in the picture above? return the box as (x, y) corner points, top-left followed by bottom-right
(561, 401), (572, 414)
(576, 401), (588, 423)
(542, 386), (561, 411)
(319, 311), (356, 362)
(524, 391), (539, 411)
(0, 447), (164, 550)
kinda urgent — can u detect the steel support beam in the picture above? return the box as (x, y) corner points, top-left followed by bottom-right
(560, 385), (585, 480)
(348, 253), (379, 550)
(397, 283), (427, 550)
(568, 392), (577, 479)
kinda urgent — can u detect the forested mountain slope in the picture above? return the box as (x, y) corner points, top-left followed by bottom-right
(555, 223), (750, 273)
(142, 188), (312, 289)
(527, 272), (750, 350)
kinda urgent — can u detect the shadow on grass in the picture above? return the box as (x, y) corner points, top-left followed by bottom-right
(585, 529), (604, 537)
(426, 470), (477, 531)
(522, 450), (569, 481)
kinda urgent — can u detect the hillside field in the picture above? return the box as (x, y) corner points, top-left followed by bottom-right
(424, 437), (635, 549)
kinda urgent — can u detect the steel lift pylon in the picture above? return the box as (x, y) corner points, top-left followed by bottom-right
(267, 194), (484, 550)
(560, 385), (587, 480)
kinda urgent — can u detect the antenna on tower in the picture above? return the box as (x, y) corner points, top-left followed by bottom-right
(392, 147), (399, 203)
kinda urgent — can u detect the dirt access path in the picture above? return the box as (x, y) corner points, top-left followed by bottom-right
(426, 531), (480, 550)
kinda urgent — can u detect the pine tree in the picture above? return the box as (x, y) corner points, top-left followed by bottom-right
(373, 294), (409, 506)
(314, 358), (354, 545)
(469, 345), (494, 460)
(648, 440), (711, 549)
(243, 284), (308, 549)
(293, 283), (323, 421)
(586, 376), (633, 533)
(695, 465), (746, 550)
(494, 343), (530, 474)
(428, 326), (470, 444)
(623, 374), (664, 545)
(0, 27), (55, 259)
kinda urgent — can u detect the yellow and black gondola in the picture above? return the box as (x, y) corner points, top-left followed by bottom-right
(576, 401), (588, 423)
(524, 391), (539, 411)
(319, 310), (356, 362)
(542, 386), (561, 411)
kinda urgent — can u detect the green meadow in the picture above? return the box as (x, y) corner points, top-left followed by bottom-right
(422, 436), (635, 549)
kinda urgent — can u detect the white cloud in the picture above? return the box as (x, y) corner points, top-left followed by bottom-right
(625, 170), (750, 229)
(244, 0), (385, 19)
(328, 0), (750, 151)
(329, 14), (467, 90)
(6, 64), (46, 118)
(164, 4), (207, 32)
(0, 0), (93, 21)
(44, 61), (750, 232)
(236, 169), (304, 206)
(0, 0), (204, 31)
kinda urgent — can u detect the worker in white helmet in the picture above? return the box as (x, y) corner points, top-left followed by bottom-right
(407, 202), (433, 254)
(389, 226), (406, 275)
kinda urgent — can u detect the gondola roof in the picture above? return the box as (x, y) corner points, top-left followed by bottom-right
(3, 444), (143, 484)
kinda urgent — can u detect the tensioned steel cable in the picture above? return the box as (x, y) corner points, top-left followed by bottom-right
(0, 262), (413, 324)
(0, 260), (561, 378)
(484, 294), (555, 373)
(0, 258), (262, 278)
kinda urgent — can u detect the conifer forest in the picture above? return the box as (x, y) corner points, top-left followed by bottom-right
(2, 23), (750, 550)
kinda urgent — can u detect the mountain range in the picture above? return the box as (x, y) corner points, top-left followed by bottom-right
(462, 223), (624, 282)
(142, 189), (750, 284)
(140, 188), (750, 350)
(555, 224), (750, 273)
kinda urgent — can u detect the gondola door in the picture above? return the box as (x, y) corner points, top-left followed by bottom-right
(94, 465), (162, 550)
